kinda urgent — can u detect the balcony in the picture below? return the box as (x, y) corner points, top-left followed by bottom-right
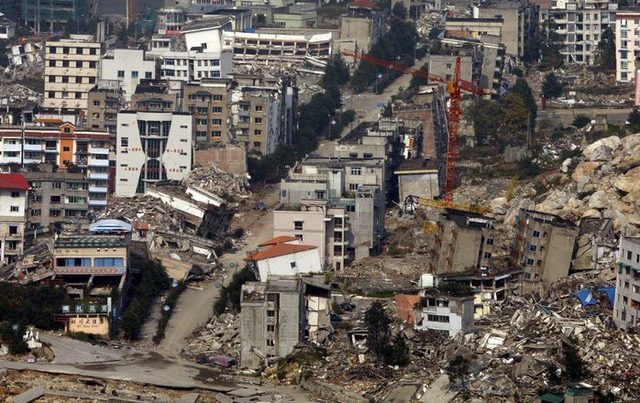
(44, 147), (58, 153)
(54, 266), (125, 276)
(2, 143), (21, 152)
(89, 185), (108, 193)
(23, 158), (42, 164)
(24, 144), (42, 151)
(88, 158), (109, 167)
(89, 199), (108, 207)
(3, 157), (21, 164)
(88, 172), (109, 180)
(90, 147), (110, 155)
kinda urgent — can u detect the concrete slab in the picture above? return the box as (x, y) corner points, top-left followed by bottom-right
(13, 386), (45, 403)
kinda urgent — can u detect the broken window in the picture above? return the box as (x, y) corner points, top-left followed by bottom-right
(294, 221), (303, 231)
(290, 261), (297, 269)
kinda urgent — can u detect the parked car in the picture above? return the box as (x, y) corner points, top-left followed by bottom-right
(340, 302), (356, 312)
(255, 202), (268, 211)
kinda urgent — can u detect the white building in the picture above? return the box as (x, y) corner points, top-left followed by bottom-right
(0, 174), (29, 263)
(419, 291), (474, 338)
(100, 49), (156, 101)
(222, 31), (332, 64)
(616, 10), (640, 82)
(44, 35), (102, 111)
(0, 13), (16, 40)
(246, 236), (323, 281)
(181, 16), (232, 52)
(551, 0), (617, 65)
(158, 51), (232, 82)
(614, 237), (640, 329)
(115, 112), (193, 197)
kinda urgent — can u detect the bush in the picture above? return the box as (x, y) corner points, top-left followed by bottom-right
(0, 284), (66, 330)
(214, 266), (257, 315)
(517, 157), (542, 179)
(153, 281), (186, 344)
(231, 228), (245, 239)
(572, 114), (591, 129)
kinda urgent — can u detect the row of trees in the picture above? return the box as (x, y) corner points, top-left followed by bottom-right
(350, 18), (418, 93)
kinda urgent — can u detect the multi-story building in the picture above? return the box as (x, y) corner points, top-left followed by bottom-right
(130, 79), (179, 113)
(158, 50), (232, 82)
(240, 276), (332, 369)
(23, 165), (90, 229)
(273, 4), (318, 29)
(246, 236), (322, 281)
(0, 174), (29, 263)
(616, 10), (640, 82)
(418, 289), (475, 338)
(43, 35), (102, 112)
(0, 13), (16, 40)
(184, 79), (233, 144)
(512, 209), (578, 292)
(475, 0), (534, 58)
(445, 17), (504, 44)
(338, 0), (385, 59)
(436, 209), (495, 275)
(551, 0), (617, 65)
(22, 0), (90, 33)
(100, 49), (157, 101)
(181, 16), (232, 52)
(222, 30), (332, 64)
(614, 237), (640, 330)
(53, 235), (129, 337)
(115, 111), (193, 197)
(0, 124), (111, 209)
(87, 80), (124, 132)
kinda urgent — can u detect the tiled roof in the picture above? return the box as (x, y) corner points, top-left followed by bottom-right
(349, 0), (378, 9)
(258, 235), (298, 247)
(0, 174), (29, 191)
(246, 243), (316, 261)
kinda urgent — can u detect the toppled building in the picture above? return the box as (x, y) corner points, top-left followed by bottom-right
(240, 275), (332, 369)
(246, 236), (322, 281)
(474, 0), (535, 58)
(512, 209), (578, 293)
(436, 209), (495, 275)
(572, 217), (616, 272)
(338, 0), (385, 60)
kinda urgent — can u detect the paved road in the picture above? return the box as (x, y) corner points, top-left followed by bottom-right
(40, 334), (126, 364)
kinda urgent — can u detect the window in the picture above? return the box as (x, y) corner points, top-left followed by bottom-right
(484, 252), (492, 259)
(266, 339), (275, 347)
(427, 314), (450, 323)
(526, 258), (534, 266)
(31, 209), (41, 216)
(267, 324), (275, 332)
(255, 117), (262, 124)
(117, 70), (125, 78)
(95, 257), (125, 267)
(625, 281), (630, 289)
(10, 206), (19, 212)
(267, 310), (275, 317)
(253, 141), (261, 148)
(532, 230), (540, 238)
(131, 71), (139, 78)
(350, 167), (361, 175)
(346, 205), (355, 212)
(294, 221), (304, 231)
(628, 251), (633, 260)
(9, 226), (18, 235)
(50, 196), (61, 204)
(212, 119), (222, 125)
(121, 137), (128, 147)
(62, 146), (71, 152)
(93, 100), (101, 106)
(529, 244), (537, 252)
(295, 234), (303, 242)
(52, 182), (61, 189)
(290, 261), (297, 269)
(212, 106), (222, 113)
(255, 105), (263, 111)
(10, 191), (20, 198)
(254, 130), (262, 136)
(48, 76), (55, 82)
(486, 238), (494, 245)
(349, 183), (359, 191)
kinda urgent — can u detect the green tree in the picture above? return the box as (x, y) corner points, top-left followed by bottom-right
(628, 108), (640, 133)
(572, 114), (591, 129)
(467, 99), (504, 144)
(392, 2), (407, 19)
(595, 27), (616, 72)
(447, 355), (469, 389)
(213, 266), (257, 315)
(542, 72), (563, 98)
(502, 92), (530, 140)
(535, 19), (564, 70)
(322, 54), (350, 88)
(384, 334), (409, 366)
(563, 340), (588, 381)
(364, 301), (392, 358)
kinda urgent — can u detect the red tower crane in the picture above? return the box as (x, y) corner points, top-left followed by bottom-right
(341, 50), (490, 203)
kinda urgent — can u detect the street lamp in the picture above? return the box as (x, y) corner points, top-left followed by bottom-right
(375, 73), (383, 94)
(330, 119), (337, 140)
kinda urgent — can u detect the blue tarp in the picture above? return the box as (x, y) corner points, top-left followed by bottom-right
(597, 287), (615, 305)
(573, 289), (597, 306)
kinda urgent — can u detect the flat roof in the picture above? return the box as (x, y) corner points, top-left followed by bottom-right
(55, 236), (128, 249)
(181, 16), (231, 32)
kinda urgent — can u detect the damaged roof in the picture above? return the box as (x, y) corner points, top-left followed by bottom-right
(246, 243), (317, 261)
(259, 235), (298, 247)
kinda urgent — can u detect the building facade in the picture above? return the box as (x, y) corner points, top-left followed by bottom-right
(44, 35), (102, 112)
(22, 0), (90, 33)
(100, 49), (157, 102)
(512, 209), (578, 291)
(158, 51), (232, 82)
(475, 0), (534, 58)
(419, 291), (475, 338)
(184, 79), (232, 144)
(0, 174), (29, 263)
(246, 236), (322, 281)
(0, 124), (111, 208)
(115, 112), (193, 197)
(616, 10), (640, 82)
(613, 237), (640, 330)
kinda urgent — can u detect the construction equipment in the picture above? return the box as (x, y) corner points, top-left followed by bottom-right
(342, 50), (491, 203)
(404, 195), (491, 215)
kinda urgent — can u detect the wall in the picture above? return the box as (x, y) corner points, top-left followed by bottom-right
(256, 248), (322, 281)
(100, 49), (156, 101)
(397, 172), (439, 202)
(67, 315), (110, 337)
(240, 300), (265, 368)
(614, 238), (640, 329)
(193, 146), (246, 174)
(273, 209), (329, 267)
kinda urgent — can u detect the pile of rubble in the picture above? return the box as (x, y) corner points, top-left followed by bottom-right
(184, 165), (250, 198)
(182, 313), (240, 366)
(491, 133), (640, 236)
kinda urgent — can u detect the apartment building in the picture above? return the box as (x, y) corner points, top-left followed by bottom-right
(158, 50), (232, 82)
(475, 0), (534, 58)
(130, 80), (179, 113)
(614, 237), (640, 330)
(23, 165), (90, 229)
(246, 236), (322, 281)
(512, 209), (578, 292)
(22, 0), (89, 33)
(43, 35), (102, 112)
(181, 16), (232, 52)
(115, 112), (193, 197)
(240, 276), (331, 369)
(0, 124), (111, 209)
(445, 18), (504, 43)
(0, 174), (29, 263)
(418, 289), (475, 338)
(184, 79), (233, 145)
(222, 30), (332, 64)
(338, 0), (385, 58)
(616, 10), (640, 82)
(53, 235), (128, 337)
(87, 81), (124, 132)
(551, 0), (617, 65)
(100, 49), (157, 101)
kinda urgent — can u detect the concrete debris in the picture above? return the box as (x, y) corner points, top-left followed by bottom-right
(182, 313), (240, 365)
(183, 165), (251, 199)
